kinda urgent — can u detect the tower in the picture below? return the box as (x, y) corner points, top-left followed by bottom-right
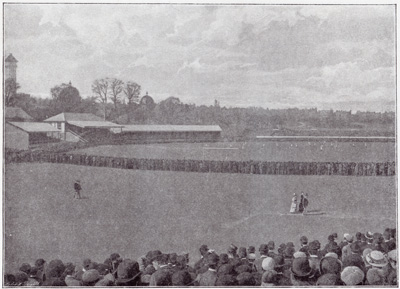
(5, 53), (18, 82)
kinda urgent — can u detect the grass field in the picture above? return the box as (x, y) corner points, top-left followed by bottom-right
(72, 141), (395, 162)
(5, 162), (396, 272)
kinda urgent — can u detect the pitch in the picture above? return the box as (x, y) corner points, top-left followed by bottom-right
(4, 162), (396, 272)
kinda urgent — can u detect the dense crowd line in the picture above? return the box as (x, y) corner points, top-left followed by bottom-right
(5, 150), (396, 176)
(5, 228), (397, 286)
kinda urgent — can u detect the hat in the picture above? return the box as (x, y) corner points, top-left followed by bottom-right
(341, 266), (364, 285)
(286, 242), (295, 248)
(207, 253), (219, 265)
(320, 256), (342, 275)
(117, 259), (140, 280)
(46, 259), (65, 278)
(30, 266), (39, 277)
(363, 248), (373, 259)
(308, 241), (319, 251)
(219, 253), (229, 264)
(238, 247), (247, 258)
(217, 264), (235, 276)
(229, 244), (238, 252)
(64, 262), (75, 275)
(236, 272), (256, 286)
(171, 270), (192, 286)
(325, 252), (338, 259)
(19, 263), (31, 275)
(14, 272), (28, 285)
(199, 244), (209, 253)
(316, 273), (341, 285)
(365, 231), (374, 240)
(365, 251), (389, 267)
(272, 254), (285, 268)
(342, 253), (365, 270)
(154, 270), (171, 286)
(144, 264), (156, 275)
(291, 257), (314, 277)
(344, 233), (353, 242)
(82, 269), (101, 284)
(216, 274), (237, 286)
(235, 264), (252, 274)
(35, 258), (46, 268)
(267, 241), (275, 250)
(110, 253), (120, 261)
(373, 232), (382, 240)
(293, 251), (307, 259)
(332, 233), (338, 239)
(300, 236), (308, 244)
(328, 234), (335, 242)
(366, 268), (385, 285)
(168, 253), (177, 264)
(350, 242), (361, 254)
(259, 244), (269, 254)
(261, 270), (278, 285)
(262, 257), (276, 271)
(83, 258), (92, 269)
(248, 253), (256, 260)
(76, 180), (80, 183)
(388, 249), (397, 262)
(284, 247), (295, 258)
(248, 246), (256, 254)
(95, 279), (114, 286)
(356, 232), (362, 240)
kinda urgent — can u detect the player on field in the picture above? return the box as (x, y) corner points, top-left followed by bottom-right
(74, 180), (82, 199)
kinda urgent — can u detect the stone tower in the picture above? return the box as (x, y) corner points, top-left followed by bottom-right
(5, 53), (18, 82)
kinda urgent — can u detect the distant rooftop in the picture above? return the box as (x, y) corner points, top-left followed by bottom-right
(122, 125), (222, 132)
(44, 112), (103, 122)
(5, 53), (18, 63)
(68, 121), (123, 128)
(8, 122), (60, 133)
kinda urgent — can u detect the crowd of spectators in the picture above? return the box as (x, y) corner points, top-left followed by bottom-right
(4, 228), (396, 287)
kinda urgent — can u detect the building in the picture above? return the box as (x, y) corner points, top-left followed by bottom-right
(139, 92), (155, 109)
(5, 106), (34, 122)
(5, 122), (61, 150)
(114, 125), (222, 143)
(43, 112), (123, 142)
(5, 53), (18, 81)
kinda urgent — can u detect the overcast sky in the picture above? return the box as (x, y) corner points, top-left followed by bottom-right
(4, 4), (395, 112)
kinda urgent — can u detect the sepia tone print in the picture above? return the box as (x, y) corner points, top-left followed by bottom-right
(3, 3), (396, 287)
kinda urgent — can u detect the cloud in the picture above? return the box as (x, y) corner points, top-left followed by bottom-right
(3, 4), (396, 112)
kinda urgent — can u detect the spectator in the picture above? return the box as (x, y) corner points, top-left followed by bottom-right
(319, 256), (342, 276)
(171, 270), (193, 286)
(290, 257), (317, 286)
(238, 247), (248, 265)
(215, 274), (237, 286)
(366, 268), (385, 285)
(150, 254), (172, 286)
(63, 263), (81, 286)
(196, 253), (219, 286)
(194, 244), (209, 273)
(236, 272), (256, 286)
(81, 269), (101, 286)
(267, 241), (277, 258)
(26, 266), (40, 286)
(247, 253), (257, 272)
(341, 266), (364, 285)
(115, 259), (140, 286)
(341, 234), (354, 259)
(14, 272), (28, 286)
(308, 241), (321, 276)
(342, 244), (365, 273)
(4, 273), (16, 286)
(34, 259), (46, 283)
(385, 249), (397, 285)
(255, 244), (269, 272)
(316, 273), (342, 286)
(262, 257), (276, 272)
(42, 259), (65, 286)
(261, 270), (278, 286)
(365, 251), (388, 269)
(248, 246), (256, 255)
(227, 244), (238, 259)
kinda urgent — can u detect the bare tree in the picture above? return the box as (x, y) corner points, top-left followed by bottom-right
(109, 78), (124, 110)
(4, 78), (20, 106)
(92, 78), (110, 120)
(124, 81), (141, 122)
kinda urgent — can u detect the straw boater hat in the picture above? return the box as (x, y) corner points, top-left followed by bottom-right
(365, 251), (389, 268)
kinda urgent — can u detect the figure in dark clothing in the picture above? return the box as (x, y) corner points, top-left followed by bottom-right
(303, 193), (309, 214)
(298, 192), (304, 213)
(74, 180), (82, 199)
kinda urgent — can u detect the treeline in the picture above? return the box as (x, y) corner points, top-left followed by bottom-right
(7, 80), (395, 139)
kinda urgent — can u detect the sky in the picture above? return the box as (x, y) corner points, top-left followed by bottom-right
(4, 4), (396, 112)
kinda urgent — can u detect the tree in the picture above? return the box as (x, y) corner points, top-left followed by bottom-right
(92, 78), (110, 120)
(123, 81), (141, 122)
(109, 78), (124, 110)
(50, 82), (82, 112)
(4, 78), (20, 106)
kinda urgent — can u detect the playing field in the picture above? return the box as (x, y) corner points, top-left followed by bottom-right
(4, 162), (396, 271)
(72, 141), (395, 162)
